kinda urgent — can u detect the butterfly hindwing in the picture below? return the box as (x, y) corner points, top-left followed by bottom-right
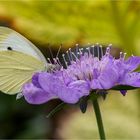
(0, 51), (45, 95)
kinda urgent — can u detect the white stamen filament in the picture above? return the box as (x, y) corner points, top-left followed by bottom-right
(77, 52), (80, 58)
(91, 45), (95, 56)
(72, 52), (78, 60)
(69, 48), (73, 61)
(120, 52), (127, 60)
(86, 47), (91, 56)
(119, 52), (124, 60)
(105, 45), (111, 55)
(66, 51), (71, 63)
(79, 48), (83, 55)
(75, 44), (79, 56)
(62, 54), (68, 68)
(53, 58), (58, 64)
(56, 44), (62, 58)
(56, 57), (62, 66)
(124, 53), (127, 59)
(100, 45), (103, 57)
(97, 46), (100, 58)
(47, 58), (52, 64)
(75, 47), (79, 57)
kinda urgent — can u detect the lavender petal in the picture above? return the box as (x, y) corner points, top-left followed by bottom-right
(32, 73), (41, 88)
(22, 83), (55, 104)
(125, 56), (140, 71)
(121, 72), (140, 87)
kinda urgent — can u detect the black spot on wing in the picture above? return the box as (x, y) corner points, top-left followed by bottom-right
(7, 47), (13, 50)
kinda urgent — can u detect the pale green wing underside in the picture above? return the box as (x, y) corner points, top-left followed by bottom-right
(0, 51), (45, 95)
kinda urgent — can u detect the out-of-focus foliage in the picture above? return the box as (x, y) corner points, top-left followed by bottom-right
(0, 93), (53, 139)
(0, 0), (140, 139)
(1, 1), (140, 55)
(56, 90), (140, 139)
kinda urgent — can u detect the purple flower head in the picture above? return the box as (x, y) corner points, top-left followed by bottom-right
(22, 44), (140, 104)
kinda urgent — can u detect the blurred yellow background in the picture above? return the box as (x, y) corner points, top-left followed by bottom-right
(0, 0), (140, 139)
(1, 1), (140, 54)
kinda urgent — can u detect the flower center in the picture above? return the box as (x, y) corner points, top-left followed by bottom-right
(46, 44), (115, 82)
(63, 44), (109, 81)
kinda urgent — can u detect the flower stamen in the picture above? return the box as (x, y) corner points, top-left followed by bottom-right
(66, 51), (71, 64)
(56, 44), (62, 58)
(105, 45), (111, 56)
(47, 58), (52, 64)
(56, 57), (62, 67)
(97, 45), (100, 59)
(79, 48), (83, 55)
(120, 52), (127, 60)
(91, 45), (95, 56)
(86, 47), (90, 56)
(72, 52), (79, 61)
(100, 45), (103, 58)
(69, 48), (73, 61)
(62, 54), (68, 68)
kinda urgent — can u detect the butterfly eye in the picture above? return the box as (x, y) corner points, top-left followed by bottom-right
(7, 47), (13, 50)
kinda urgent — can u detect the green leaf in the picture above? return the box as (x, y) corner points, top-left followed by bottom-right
(46, 102), (66, 118)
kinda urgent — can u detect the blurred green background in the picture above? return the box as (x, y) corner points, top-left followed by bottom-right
(0, 0), (140, 139)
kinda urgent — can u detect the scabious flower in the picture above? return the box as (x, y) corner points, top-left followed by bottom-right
(22, 44), (140, 104)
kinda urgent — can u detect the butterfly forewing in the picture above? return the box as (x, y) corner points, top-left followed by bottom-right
(0, 27), (47, 63)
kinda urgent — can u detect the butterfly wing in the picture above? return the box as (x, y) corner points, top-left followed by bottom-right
(0, 27), (47, 95)
(0, 51), (45, 94)
(0, 26), (47, 63)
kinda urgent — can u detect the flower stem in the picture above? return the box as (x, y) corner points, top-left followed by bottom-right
(92, 99), (106, 140)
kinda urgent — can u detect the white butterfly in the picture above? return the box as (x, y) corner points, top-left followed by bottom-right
(0, 27), (50, 95)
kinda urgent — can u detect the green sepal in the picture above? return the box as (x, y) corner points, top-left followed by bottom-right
(89, 92), (99, 101)
(100, 92), (107, 100)
(111, 85), (138, 90)
(79, 96), (89, 113)
(46, 102), (66, 118)
(96, 90), (108, 100)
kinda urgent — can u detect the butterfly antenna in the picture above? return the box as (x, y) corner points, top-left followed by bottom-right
(56, 44), (62, 58)
(47, 43), (54, 60)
